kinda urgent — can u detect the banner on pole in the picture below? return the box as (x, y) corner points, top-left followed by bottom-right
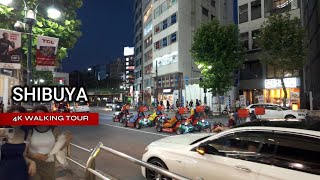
(0, 29), (22, 69)
(36, 35), (59, 71)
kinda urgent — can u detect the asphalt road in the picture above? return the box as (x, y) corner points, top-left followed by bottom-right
(64, 109), (228, 180)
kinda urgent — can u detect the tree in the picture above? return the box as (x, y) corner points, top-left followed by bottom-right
(258, 13), (306, 107)
(0, 0), (83, 84)
(191, 19), (245, 97)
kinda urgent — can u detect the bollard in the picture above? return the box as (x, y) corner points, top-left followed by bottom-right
(85, 142), (102, 180)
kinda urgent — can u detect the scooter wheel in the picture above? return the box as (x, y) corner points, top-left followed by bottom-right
(194, 125), (201, 131)
(135, 123), (141, 129)
(123, 121), (128, 127)
(176, 129), (182, 135)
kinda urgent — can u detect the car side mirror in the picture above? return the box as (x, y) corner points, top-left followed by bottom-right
(196, 143), (223, 156)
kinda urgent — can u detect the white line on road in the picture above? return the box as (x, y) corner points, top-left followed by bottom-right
(100, 123), (169, 137)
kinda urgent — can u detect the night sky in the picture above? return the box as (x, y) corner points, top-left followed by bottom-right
(62, 1), (134, 72)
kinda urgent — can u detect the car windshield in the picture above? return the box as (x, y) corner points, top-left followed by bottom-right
(279, 106), (289, 110)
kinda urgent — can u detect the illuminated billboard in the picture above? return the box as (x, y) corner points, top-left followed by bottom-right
(123, 47), (134, 56)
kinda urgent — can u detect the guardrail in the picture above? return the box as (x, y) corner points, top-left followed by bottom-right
(66, 142), (190, 180)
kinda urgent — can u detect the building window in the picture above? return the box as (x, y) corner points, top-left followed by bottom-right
(240, 60), (263, 80)
(251, 0), (261, 20)
(267, 65), (299, 78)
(211, 0), (216, 7)
(163, 19), (168, 30)
(240, 32), (249, 50)
(202, 6), (209, 16)
(155, 24), (161, 34)
(144, 49), (153, 62)
(252, 29), (260, 49)
(155, 41), (160, 49)
(170, 32), (177, 43)
(161, 1), (168, 12)
(211, 15), (215, 20)
(143, 21), (153, 36)
(163, 37), (167, 47)
(239, 4), (248, 23)
(171, 13), (177, 24)
(154, 6), (161, 19)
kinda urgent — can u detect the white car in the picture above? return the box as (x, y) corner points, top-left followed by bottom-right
(70, 101), (90, 113)
(142, 127), (320, 180)
(247, 103), (306, 119)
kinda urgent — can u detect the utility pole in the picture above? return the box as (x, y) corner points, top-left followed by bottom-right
(155, 60), (158, 104)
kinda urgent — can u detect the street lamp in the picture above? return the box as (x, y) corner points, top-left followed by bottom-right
(47, 6), (61, 19)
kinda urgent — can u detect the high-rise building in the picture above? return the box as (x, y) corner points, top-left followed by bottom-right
(301, 0), (320, 110)
(238, 0), (301, 109)
(138, 0), (236, 106)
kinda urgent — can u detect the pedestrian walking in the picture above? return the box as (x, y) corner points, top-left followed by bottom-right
(0, 101), (4, 113)
(0, 105), (37, 180)
(28, 105), (72, 180)
(196, 99), (200, 107)
(189, 99), (193, 108)
(166, 100), (170, 112)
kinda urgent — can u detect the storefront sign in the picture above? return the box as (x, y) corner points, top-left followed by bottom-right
(290, 92), (300, 101)
(163, 89), (172, 93)
(155, 51), (178, 68)
(265, 78), (299, 89)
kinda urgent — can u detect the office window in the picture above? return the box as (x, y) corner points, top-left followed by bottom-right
(239, 4), (248, 23)
(161, 1), (168, 13)
(240, 32), (249, 50)
(143, 22), (152, 36)
(163, 37), (167, 47)
(171, 13), (177, 24)
(211, 0), (216, 7)
(170, 32), (177, 43)
(252, 29), (260, 49)
(155, 41), (160, 49)
(154, 6), (161, 19)
(155, 24), (161, 34)
(202, 6), (209, 16)
(251, 0), (261, 20)
(163, 19), (168, 30)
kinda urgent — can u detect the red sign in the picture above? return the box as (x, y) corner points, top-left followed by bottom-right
(238, 109), (249, 118)
(0, 113), (99, 126)
(254, 107), (266, 115)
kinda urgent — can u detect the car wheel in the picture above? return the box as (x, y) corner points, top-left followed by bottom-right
(285, 115), (296, 119)
(194, 124), (201, 131)
(146, 158), (171, 180)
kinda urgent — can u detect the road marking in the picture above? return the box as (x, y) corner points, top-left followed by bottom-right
(99, 123), (169, 137)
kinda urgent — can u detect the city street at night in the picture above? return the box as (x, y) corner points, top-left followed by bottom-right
(64, 108), (227, 180)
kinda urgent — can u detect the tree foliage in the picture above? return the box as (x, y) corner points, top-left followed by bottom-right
(191, 19), (245, 95)
(258, 13), (306, 106)
(0, 0), (83, 84)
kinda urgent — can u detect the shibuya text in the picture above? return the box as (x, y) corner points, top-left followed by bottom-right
(11, 86), (89, 102)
